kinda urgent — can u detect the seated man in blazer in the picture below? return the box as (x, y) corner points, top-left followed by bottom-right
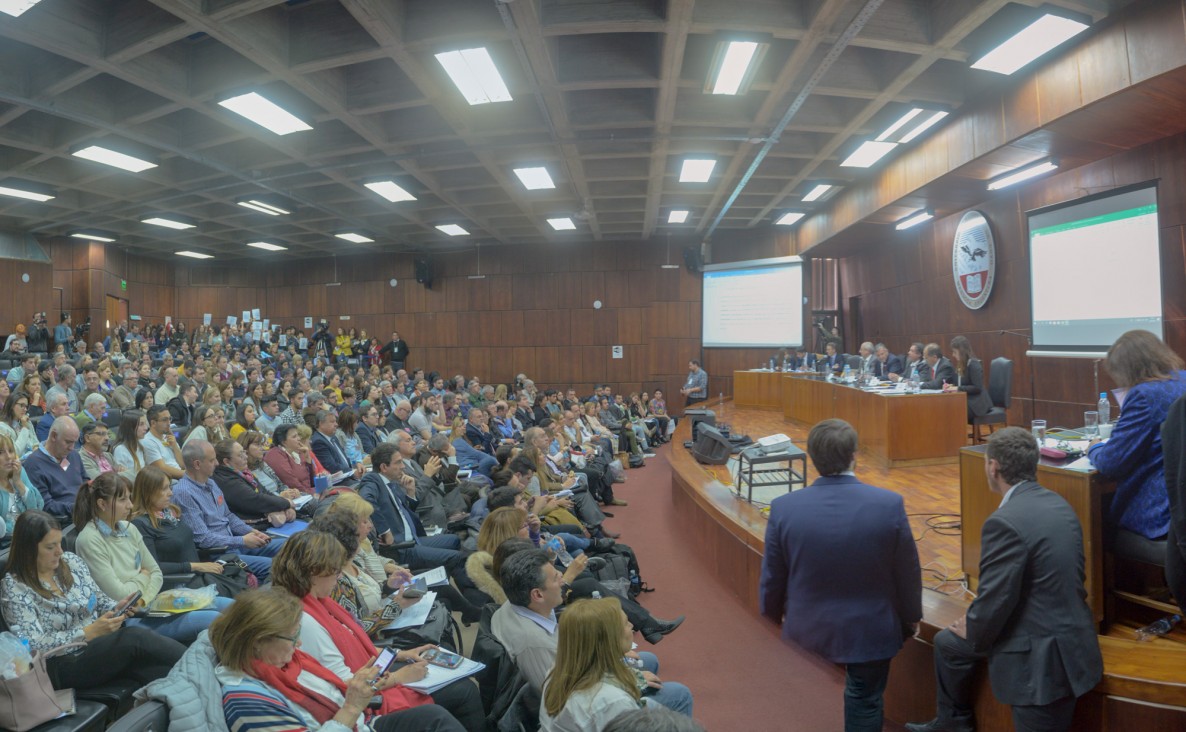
(817, 342), (846, 375)
(788, 347), (817, 372)
(760, 418), (922, 732)
(310, 408), (364, 482)
(889, 342), (926, 383)
(919, 343), (957, 390)
(871, 343), (904, 379)
(906, 427), (1102, 732)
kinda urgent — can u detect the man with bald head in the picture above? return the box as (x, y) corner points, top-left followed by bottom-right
(22, 415), (86, 519)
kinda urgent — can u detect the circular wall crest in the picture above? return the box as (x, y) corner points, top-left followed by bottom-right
(952, 210), (995, 310)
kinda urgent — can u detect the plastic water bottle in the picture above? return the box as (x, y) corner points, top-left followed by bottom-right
(546, 536), (573, 567)
(842, 365), (852, 383)
(1135, 614), (1181, 641)
(591, 591), (601, 600)
(1098, 392), (1110, 425)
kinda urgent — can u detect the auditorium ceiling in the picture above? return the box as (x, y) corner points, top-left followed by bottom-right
(0, 0), (1123, 260)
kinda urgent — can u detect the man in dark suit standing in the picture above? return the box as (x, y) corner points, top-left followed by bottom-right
(378, 331), (409, 370)
(760, 419), (922, 732)
(920, 342), (957, 389)
(906, 427), (1102, 732)
(871, 343), (904, 379)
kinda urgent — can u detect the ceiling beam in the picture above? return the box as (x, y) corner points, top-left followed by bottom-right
(641, 0), (695, 239)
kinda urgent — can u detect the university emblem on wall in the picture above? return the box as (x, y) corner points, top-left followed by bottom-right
(952, 210), (995, 309)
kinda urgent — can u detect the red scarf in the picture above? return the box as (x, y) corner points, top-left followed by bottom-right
(301, 595), (431, 714)
(249, 650), (349, 726)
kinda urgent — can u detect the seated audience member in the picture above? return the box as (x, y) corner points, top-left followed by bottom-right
(46, 364), (79, 413)
(391, 430), (451, 529)
(143, 404), (185, 480)
(271, 532), (483, 729)
(943, 336), (993, 421)
(337, 408), (366, 466)
(109, 370), (139, 409)
(871, 343), (904, 380)
(213, 438), (294, 529)
(492, 549), (691, 715)
(266, 423), (316, 494)
(240, 429), (299, 500)
(182, 404), (220, 447)
(450, 421), (498, 477)
(172, 439), (282, 582)
(0, 391), (38, 457)
(113, 410), (149, 477)
(73, 393), (108, 431)
(315, 498), (411, 617)
(604, 706), (706, 732)
(760, 419), (922, 732)
(0, 434), (43, 535)
(35, 392), (70, 442)
(167, 383), (198, 430)
(5, 353), (37, 388)
(356, 403), (382, 454)
(540, 598), (653, 732)
(890, 343), (926, 383)
(130, 466), (237, 595)
(0, 510), (186, 692)
(79, 420), (127, 481)
(211, 588), (465, 732)
(324, 492), (412, 586)
(229, 402), (257, 440)
(73, 472), (231, 643)
(466, 507), (536, 604)
(23, 415), (86, 519)
(312, 408), (364, 480)
(254, 394), (283, 438)
(919, 343), (957, 390)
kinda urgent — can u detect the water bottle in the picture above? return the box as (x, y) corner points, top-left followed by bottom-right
(769, 357), (775, 370)
(624, 654), (644, 670)
(1098, 392), (1110, 425)
(1135, 614), (1181, 641)
(172, 595), (194, 610)
(591, 591), (601, 600)
(842, 365), (852, 383)
(546, 536), (573, 567)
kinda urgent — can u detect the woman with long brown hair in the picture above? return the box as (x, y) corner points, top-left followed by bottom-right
(942, 335), (993, 420)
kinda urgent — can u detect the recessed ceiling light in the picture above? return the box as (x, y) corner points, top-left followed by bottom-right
(801, 184), (833, 203)
(898, 111), (949, 144)
(141, 216), (196, 230)
(237, 199), (290, 216)
(668, 210), (690, 224)
(775, 212), (805, 226)
(986, 159), (1059, 191)
(69, 231), (116, 243)
(247, 241), (287, 251)
(513, 167), (555, 190)
(840, 141), (897, 168)
(435, 48), (512, 105)
(0, 0), (44, 18)
(895, 210), (934, 230)
(218, 92), (312, 135)
(72, 145), (157, 173)
(680, 159), (716, 183)
(364, 181), (416, 203)
(176, 250), (214, 259)
(547, 218), (576, 231)
(335, 233), (374, 244)
(710, 41), (762, 95)
(876, 109), (922, 142)
(971, 13), (1090, 75)
(436, 224), (469, 236)
(0, 185), (54, 202)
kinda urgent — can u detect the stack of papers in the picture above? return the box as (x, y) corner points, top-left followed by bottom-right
(291, 495), (314, 509)
(384, 591), (437, 631)
(402, 657), (486, 694)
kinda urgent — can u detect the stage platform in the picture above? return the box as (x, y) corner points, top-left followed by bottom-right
(670, 401), (1186, 730)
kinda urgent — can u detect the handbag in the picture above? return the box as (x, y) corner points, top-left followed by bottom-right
(189, 554), (255, 597)
(0, 643), (80, 731)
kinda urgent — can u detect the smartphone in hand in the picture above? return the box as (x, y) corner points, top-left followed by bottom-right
(113, 590), (143, 616)
(421, 647), (464, 669)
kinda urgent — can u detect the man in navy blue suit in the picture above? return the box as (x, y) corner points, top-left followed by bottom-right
(310, 409), (364, 482)
(818, 341), (846, 374)
(872, 343), (905, 379)
(760, 419), (922, 732)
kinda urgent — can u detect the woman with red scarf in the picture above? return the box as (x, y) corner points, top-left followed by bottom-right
(212, 588), (462, 731)
(270, 531), (484, 730)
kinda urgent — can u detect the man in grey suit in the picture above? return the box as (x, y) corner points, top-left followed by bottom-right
(906, 427), (1102, 732)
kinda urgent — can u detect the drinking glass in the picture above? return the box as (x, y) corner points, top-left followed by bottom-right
(1031, 419), (1047, 447)
(1084, 411), (1099, 438)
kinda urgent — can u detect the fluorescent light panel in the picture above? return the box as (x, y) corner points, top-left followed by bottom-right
(69, 231), (116, 243)
(987, 159), (1059, 191)
(335, 233), (374, 244)
(895, 210), (933, 230)
(435, 48), (512, 105)
(247, 241), (287, 251)
(876, 108), (922, 142)
(237, 200), (290, 216)
(513, 167), (555, 190)
(680, 159), (716, 183)
(72, 145), (156, 173)
(0, 185), (53, 202)
(547, 217), (576, 231)
(0, 0), (43, 17)
(668, 210), (689, 224)
(176, 251), (213, 259)
(364, 181), (416, 203)
(775, 212), (805, 226)
(841, 140), (897, 168)
(141, 216), (195, 230)
(218, 92), (312, 135)
(711, 41), (760, 95)
(898, 110), (949, 144)
(802, 184), (833, 203)
(971, 14), (1090, 75)
(436, 224), (469, 236)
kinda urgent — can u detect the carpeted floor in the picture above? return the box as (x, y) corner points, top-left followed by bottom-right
(611, 442), (906, 731)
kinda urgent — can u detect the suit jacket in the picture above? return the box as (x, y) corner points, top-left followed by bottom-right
(402, 457), (448, 528)
(872, 354), (904, 379)
(921, 357), (957, 390)
(818, 353), (845, 374)
(311, 429), (351, 473)
(965, 481), (1102, 705)
(759, 475), (922, 663)
(167, 396), (195, 429)
(956, 358), (993, 417)
(358, 472), (424, 542)
(212, 464), (288, 524)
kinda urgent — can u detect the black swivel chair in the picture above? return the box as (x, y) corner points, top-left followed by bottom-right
(971, 357), (1013, 443)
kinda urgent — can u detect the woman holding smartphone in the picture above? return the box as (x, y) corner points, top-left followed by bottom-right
(0, 510), (185, 691)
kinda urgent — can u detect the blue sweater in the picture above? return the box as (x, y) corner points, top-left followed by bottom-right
(22, 448), (86, 518)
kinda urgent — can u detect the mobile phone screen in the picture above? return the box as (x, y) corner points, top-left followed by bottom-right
(114, 590), (142, 616)
(372, 648), (395, 673)
(423, 648), (463, 669)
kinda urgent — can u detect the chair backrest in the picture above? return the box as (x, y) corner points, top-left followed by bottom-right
(61, 523), (79, 553)
(845, 355), (861, 370)
(988, 357), (1013, 409)
(102, 408), (123, 428)
(106, 699), (168, 732)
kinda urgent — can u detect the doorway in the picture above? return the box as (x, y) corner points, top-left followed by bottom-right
(105, 295), (128, 335)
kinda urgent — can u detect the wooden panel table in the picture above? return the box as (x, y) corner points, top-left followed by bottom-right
(732, 369), (785, 409)
(781, 374), (967, 467)
(959, 445), (1112, 622)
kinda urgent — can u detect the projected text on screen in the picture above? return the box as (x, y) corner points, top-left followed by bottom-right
(702, 261), (803, 348)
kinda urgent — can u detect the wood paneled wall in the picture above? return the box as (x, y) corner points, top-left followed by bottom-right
(0, 257), (53, 331)
(838, 129), (1186, 429)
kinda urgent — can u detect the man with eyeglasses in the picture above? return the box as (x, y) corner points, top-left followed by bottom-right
(142, 404), (184, 480)
(79, 421), (120, 480)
